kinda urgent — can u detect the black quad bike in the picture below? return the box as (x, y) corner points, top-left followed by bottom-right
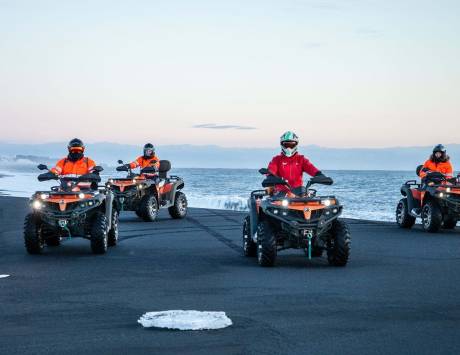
(106, 159), (187, 221)
(243, 169), (351, 267)
(24, 164), (118, 255)
(396, 165), (460, 232)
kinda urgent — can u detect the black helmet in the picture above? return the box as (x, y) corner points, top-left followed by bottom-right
(433, 144), (446, 154)
(67, 138), (85, 162)
(68, 138), (85, 152)
(143, 143), (155, 158)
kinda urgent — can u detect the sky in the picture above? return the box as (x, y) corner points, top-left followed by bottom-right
(1, 0), (459, 148)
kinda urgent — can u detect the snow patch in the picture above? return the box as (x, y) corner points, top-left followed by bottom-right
(138, 310), (232, 330)
(0, 274), (10, 278)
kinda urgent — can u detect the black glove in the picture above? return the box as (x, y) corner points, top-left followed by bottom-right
(116, 165), (129, 172)
(315, 171), (326, 177)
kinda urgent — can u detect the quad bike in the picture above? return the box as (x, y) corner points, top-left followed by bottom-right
(243, 168), (351, 267)
(396, 165), (460, 232)
(24, 164), (118, 255)
(106, 159), (187, 221)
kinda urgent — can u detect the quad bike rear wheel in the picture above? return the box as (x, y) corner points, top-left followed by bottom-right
(327, 219), (351, 266)
(242, 216), (256, 257)
(257, 220), (277, 267)
(24, 213), (44, 254)
(108, 210), (119, 246)
(421, 200), (442, 233)
(168, 191), (188, 219)
(443, 216), (458, 230)
(90, 212), (108, 254)
(396, 198), (416, 229)
(139, 194), (158, 222)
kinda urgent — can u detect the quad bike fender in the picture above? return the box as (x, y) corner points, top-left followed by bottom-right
(161, 179), (184, 208)
(401, 185), (421, 212)
(248, 197), (259, 240)
(104, 192), (114, 230)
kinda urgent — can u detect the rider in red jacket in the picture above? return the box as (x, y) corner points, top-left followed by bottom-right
(268, 131), (325, 193)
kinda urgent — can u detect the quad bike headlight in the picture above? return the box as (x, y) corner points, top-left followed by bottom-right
(108, 179), (114, 183)
(281, 199), (289, 207)
(437, 192), (445, 198)
(40, 193), (49, 200)
(32, 200), (42, 210)
(321, 199), (332, 206)
(78, 192), (85, 199)
(446, 187), (451, 193)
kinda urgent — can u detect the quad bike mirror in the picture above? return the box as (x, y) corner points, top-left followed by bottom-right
(262, 175), (289, 188)
(117, 159), (124, 164)
(415, 165), (423, 176)
(37, 164), (48, 171)
(92, 165), (104, 173)
(310, 175), (333, 186)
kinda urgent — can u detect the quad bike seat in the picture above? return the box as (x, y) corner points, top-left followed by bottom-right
(159, 160), (171, 180)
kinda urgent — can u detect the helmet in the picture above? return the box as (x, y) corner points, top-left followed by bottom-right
(432, 144), (447, 163)
(67, 138), (85, 162)
(433, 144), (446, 154)
(280, 131), (299, 157)
(68, 138), (85, 152)
(143, 143), (155, 158)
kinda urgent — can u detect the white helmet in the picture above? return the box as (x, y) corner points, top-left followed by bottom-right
(280, 131), (299, 157)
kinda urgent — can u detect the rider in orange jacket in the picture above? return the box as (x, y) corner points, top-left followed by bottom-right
(127, 143), (160, 171)
(50, 138), (96, 176)
(419, 144), (454, 179)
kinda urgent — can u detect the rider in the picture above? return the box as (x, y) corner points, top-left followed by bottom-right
(127, 143), (160, 172)
(50, 138), (96, 176)
(267, 131), (327, 194)
(418, 144), (453, 179)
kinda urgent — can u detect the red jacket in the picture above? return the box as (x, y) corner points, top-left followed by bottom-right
(268, 153), (319, 192)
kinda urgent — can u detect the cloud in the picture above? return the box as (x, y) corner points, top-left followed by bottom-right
(305, 42), (324, 49)
(192, 124), (257, 130)
(355, 28), (382, 38)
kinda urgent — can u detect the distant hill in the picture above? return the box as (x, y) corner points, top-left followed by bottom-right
(1, 142), (459, 171)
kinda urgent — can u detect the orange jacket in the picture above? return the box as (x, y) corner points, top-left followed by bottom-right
(419, 159), (453, 178)
(51, 157), (96, 176)
(129, 155), (160, 170)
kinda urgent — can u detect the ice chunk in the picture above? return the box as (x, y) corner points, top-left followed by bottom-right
(138, 310), (232, 330)
(0, 274), (10, 279)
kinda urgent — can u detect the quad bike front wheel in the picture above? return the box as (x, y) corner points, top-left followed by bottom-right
(139, 194), (159, 222)
(24, 213), (45, 254)
(396, 198), (416, 229)
(90, 212), (108, 254)
(327, 219), (351, 267)
(242, 216), (256, 257)
(421, 200), (442, 233)
(168, 191), (188, 219)
(256, 220), (277, 267)
(108, 210), (119, 247)
(443, 216), (458, 230)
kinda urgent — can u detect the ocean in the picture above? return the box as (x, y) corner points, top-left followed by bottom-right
(0, 161), (416, 222)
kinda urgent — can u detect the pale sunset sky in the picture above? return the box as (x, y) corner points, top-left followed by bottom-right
(1, 0), (459, 147)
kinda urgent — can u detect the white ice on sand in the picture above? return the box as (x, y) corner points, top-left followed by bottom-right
(0, 274), (10, 279)
(138, 310), (232, 330)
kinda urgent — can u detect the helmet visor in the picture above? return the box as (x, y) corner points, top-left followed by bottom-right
(69, 146), (84, 153)
(281, 141), (298, 149)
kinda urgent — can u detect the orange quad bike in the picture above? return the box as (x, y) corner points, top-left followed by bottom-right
(106, 159), (187, 222)
(396, 165), (460, 232)
(24, 164), (118, 255)
(243, 168), (351, 267)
